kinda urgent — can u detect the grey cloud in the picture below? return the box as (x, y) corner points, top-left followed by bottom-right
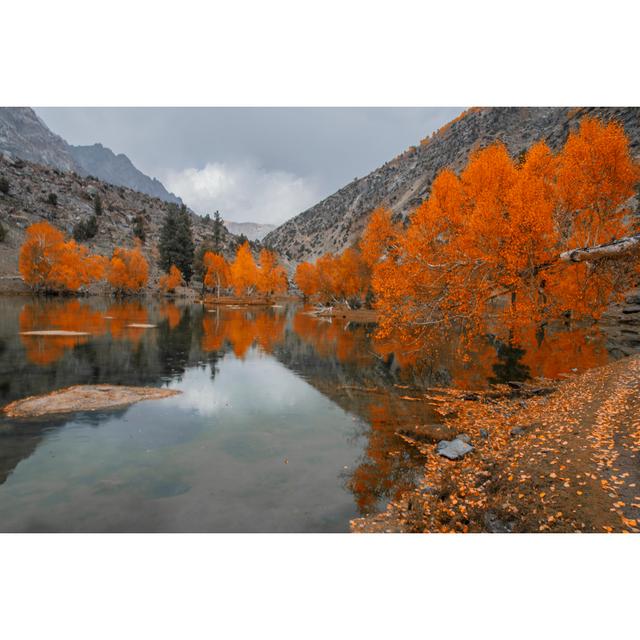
(35, 107), (464, 223)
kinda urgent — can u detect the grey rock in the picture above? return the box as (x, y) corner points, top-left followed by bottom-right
(480, 428), (489, 439)
(456, 433), (471, 444)
(510, 426), (525, 437)
(70, 143), (182, 205)
(419, 485), (436, 495)
(0, 107), (76, 171)
(483, 511), (513, 533)
(436, 438), (473, 460)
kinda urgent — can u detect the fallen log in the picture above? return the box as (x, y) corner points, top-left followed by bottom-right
(559, 233), (640, 263)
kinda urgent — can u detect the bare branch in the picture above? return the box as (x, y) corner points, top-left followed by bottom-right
(559, 234), (640, 263)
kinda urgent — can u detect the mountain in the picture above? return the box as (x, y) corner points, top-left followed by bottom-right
(69, 143), (182, 205)
(264, 107), (640, 264)
(0, 154), (238, 289)
(224, 220), (276, 242)
(0, 108), (181, 205)
(0, 107), (76, 172)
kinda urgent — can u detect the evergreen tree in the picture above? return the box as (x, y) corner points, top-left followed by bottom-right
(133, 211), (147, 243)
(159, 204), (195, 282)
(212, 210), (223, 253)
(73, 215), (98, 241)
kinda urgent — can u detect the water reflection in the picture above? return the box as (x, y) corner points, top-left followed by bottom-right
(0, 296), (630, 531)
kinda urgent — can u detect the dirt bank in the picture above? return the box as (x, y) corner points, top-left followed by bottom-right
(352, 355), (640, 533)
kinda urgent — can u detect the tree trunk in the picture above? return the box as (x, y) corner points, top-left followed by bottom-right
(559, 233), (640, 263)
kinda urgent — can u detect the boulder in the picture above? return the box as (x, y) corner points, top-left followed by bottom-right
(436, 438), (473, 460)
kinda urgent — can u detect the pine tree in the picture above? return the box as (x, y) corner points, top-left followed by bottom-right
(133, 212), (147, 243)
(159, 204), (195, 283)
(178, 205), (195, 282)
(212, 210), (223, 253)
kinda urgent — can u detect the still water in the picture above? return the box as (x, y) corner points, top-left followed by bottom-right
(0, 296), (622, 532)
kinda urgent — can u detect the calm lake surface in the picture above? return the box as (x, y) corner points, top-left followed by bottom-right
(0, 295), (625, 532)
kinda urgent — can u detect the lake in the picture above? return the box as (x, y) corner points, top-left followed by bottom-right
(0, 295), (626, 532)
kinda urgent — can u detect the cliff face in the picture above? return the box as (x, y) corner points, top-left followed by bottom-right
(0, 108), (76, 172)
(69, 143), (182, 205)
(264, 107), (640, 264)
(0, 108), (181, 206)
(0, 154), (237, 286)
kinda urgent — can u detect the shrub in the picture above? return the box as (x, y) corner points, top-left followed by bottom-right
(47, 192), (58, 206)
(0, 222), (6, 243)
(73, 215), (98, 241)
(0, 176), (9, 195)
(94, 194), (103, 216)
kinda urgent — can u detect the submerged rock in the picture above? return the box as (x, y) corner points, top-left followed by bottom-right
(436, 438), (473, 460)
(2, 384), (181, 418)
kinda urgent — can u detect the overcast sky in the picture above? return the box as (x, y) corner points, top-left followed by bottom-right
(35, 107), (463, 225)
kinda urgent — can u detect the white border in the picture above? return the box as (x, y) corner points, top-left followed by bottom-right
(2, 1), (640, 638)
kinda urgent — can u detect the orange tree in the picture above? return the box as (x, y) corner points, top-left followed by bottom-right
(19, 221), (105, 294)
(107, 242), (149, 295)
(294, 261), (319, 300)
(230, 241), (259, 296)
(256, 249), (287, 298)
(159, 264), (183, 294)
(203, 252), (231, 298)
(367, 116), (639, 348)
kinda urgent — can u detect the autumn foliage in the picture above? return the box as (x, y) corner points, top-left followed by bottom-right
(294, 247), (371, 306)
(19, 222), (105, 293)
(229, 241), (259, 296)
(203, 252), (231, 298)
(106, 242), (149, 295)
(358, 117), (640, 346)
(204, 243), (288, 300)
(294, 261), (318, 299)
(256, 249), (287, 297)
(159, 264), (183, 293)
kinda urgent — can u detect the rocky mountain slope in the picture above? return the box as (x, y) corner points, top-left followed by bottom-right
(0, 154), (238, 289)
(224, 220), (276, 241)
(264, 107), (640, 264)
(0, 108), (76, 172)
(69, 143), (182, 205)
(0, 108), (181, 205)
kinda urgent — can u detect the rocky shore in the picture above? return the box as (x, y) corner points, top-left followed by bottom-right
(352, 354), (640, 533)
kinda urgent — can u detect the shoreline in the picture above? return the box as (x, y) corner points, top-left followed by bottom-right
(352, 354), (640, 533)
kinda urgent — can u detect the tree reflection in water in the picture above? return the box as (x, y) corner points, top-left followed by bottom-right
(0, 296), (619, 518)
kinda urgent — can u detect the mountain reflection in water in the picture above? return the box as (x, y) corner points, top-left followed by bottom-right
(0, 296), (616, 532)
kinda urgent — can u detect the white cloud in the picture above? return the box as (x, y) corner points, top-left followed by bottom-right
(163, 160), (321, 225)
